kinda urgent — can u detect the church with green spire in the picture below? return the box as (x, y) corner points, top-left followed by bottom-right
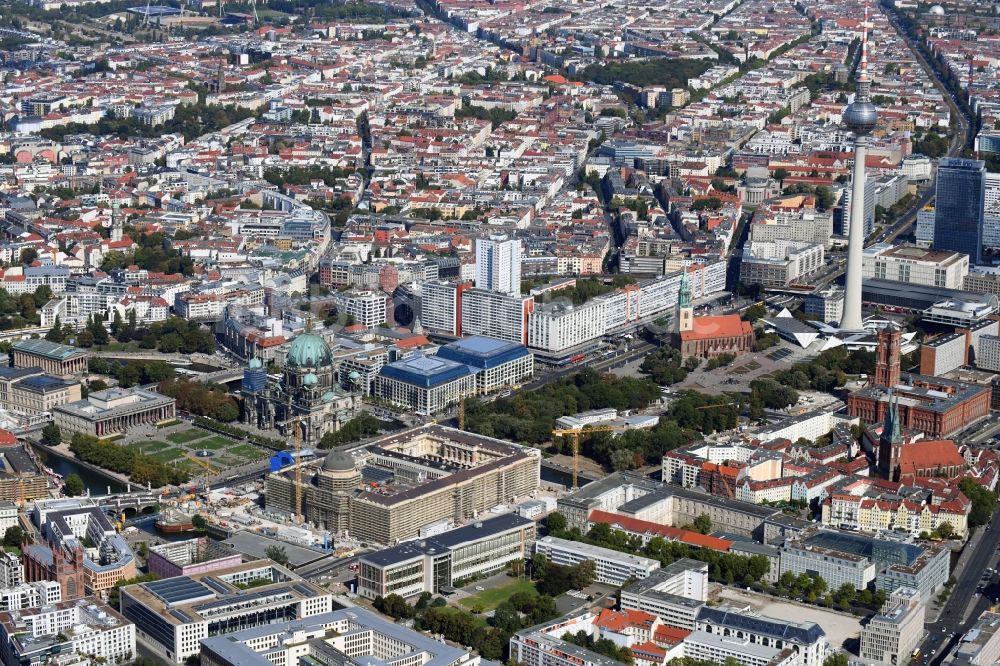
(673, 269), (754, 359)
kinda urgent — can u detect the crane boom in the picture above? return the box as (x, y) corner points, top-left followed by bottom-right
(552, 426), (617, 490)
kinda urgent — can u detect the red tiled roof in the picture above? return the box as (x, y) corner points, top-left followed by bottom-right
(589, 509), (732, 552)
(898, 439), (966, 476)
(679, 314), (753, 342)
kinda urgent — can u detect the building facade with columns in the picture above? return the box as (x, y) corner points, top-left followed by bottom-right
(11, 339), (88, 377)
(53, 388), (176, 438)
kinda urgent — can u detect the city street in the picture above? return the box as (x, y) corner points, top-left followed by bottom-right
(918, 509), (1000, 665)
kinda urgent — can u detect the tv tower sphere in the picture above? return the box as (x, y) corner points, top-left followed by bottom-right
(843, 98), (878, 136)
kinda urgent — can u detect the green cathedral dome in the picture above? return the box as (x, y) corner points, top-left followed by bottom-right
(286, 332), (333, 368)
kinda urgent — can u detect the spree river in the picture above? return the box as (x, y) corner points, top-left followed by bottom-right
(30, 445), (126, 495)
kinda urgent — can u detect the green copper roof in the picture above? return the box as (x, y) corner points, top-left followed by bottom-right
(678, 270), (691, 309)
(286, 332), (333, 369)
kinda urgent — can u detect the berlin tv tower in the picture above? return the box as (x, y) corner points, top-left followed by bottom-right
(839, 5), (878, 331)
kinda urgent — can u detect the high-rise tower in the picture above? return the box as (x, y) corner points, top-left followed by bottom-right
(840, 7), (878, 331)
(475, 235), (521, 295)
(110, 204), (123, 243)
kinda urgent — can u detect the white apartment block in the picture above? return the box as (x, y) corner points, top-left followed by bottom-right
(419, 280), (465, 335)
(334, 290), (388, 328)
(977, 335), (1000, 372)
(0, 552), (22, 589)
(755, 410), (856, 445)
(915, 206), (935, 246)
(527, 299), (607, 353)
(475, 235), (521, 295)
(750, 209), (834, 248)
(0, 582), (61, 612)
(863, 244), (969, 289)
(0, 502), (17, 535)
(534, 536), (660, 586)
(461, 289), (532, 345)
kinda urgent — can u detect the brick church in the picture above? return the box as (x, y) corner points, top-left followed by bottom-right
(675, 271), (754, 359)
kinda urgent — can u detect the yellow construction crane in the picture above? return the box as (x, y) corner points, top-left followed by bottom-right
(187, 454), (215, 474)
(458, 397), (465, 431)
(552, 426), (617, 490)
(293, 415), (303, 525)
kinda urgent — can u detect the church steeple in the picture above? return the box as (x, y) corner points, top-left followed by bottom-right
(676, 270), (693, 334)
(883, 391), (901, 445)
(878, 389), (903, 480)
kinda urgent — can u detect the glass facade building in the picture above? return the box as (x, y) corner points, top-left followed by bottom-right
(934, 158), (986, 264)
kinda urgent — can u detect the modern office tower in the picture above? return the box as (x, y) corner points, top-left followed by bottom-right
(934, 158), (986, 264)
(475, 235), (521, 295)
(840, 11), (878, 331)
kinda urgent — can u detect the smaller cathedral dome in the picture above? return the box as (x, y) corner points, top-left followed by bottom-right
(249, 358), (263, 369)
(303, 373), (319, 385)
(349, 370), (361, 381)
(322, 450), (356, 472)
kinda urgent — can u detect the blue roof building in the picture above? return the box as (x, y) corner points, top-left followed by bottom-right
(375, 354), (476, 416)
(436, 336), (534, 394)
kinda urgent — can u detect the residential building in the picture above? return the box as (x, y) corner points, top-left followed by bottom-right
(475, 235), (521, 295)
(460, 289), (534, 346)
(119, 560), (332, 664)
(862, 245), (969, 289)
(978, 335), (1000, 372)
(419, 280), (471, 336)
(803, 287), (844, 324)
(934, 158), (985, 265)
(534, 536), (660, 586)
(53, 388), (176, 439)
(528, 299), (607, 354)
(357, 514), (535, 599)
(199, 608), (479, 666)
(0, 599), (135, 666)
(334, 290), (388, 328)
(0, 582), (60, 612)
(919, 333), (968, 376)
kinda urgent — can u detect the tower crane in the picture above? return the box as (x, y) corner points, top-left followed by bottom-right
(551, 426), (617, 490)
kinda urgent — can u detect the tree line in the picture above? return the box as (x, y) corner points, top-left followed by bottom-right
(69, 433), (189, 487)
(464, 368), (661, 445)
(158, 379), (239, 422)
